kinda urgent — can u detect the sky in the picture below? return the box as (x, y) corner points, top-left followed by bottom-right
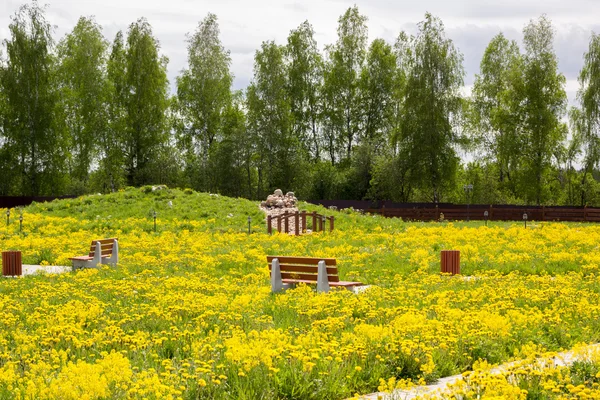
(1, 0), (600, 106)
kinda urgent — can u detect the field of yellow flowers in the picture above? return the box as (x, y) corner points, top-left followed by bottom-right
(1, 187), (600, 399)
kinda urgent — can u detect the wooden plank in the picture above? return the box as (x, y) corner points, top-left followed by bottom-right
(267, 256), (337, 266)
(280, 272), (319, 281)
(268, 264), (338, 275)
(333, 281), (363, 287)
(278, 271), (341, 282)
(88, 244), (115, 253)
(271, 269), (341, 282)
(282, 278), (357, 286)
(87, 238), (117, 257)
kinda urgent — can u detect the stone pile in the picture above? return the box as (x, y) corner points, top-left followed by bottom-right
(260, 189), (305, 234)
(260, 189), (298, 209)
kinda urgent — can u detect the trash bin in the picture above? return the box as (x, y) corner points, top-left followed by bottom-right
(441, 250), (460, 275)
(2, 251), (22, 276)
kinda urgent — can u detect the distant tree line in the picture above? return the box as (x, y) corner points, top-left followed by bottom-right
(1, 2), (600, 205)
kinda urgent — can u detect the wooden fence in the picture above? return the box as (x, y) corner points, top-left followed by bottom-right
(0, 195), (77, 209)
(267, 211), (334, 235)
(366, 205), (600, 222)
(306, 200), (600, 222)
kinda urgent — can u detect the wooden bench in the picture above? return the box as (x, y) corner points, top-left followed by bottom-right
(70, 238), (118, 269)
(267, 256), (362, 293)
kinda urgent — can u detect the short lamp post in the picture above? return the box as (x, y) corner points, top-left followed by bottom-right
(463, 184), (473, 221)
(19, 213), (23, 232)
(247, 216), (251, 234)
(484, 210), (489, 226)
(153, 210), (157, 232)
(6, 209), (10, 227)
(523, 212), (528, 229)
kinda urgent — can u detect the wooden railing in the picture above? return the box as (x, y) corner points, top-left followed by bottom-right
(267, 211), (334, 235)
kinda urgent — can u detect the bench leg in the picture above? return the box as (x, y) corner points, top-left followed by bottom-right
(317, 260), (330, 293)
(72, 259), (87, 269)
(271, 258), (284, 293)
(113, 239), (118, 265)
(93, 241), (102, 267)
(106, 239), (118, 266)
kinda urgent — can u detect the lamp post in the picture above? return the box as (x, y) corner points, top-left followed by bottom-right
(247, 216), (251, 234)
(19, 213), (23, 232)
(6, 209), (9, 227)
(484, 210), (489, 226)
(523, 212), (528, 229)
(463, 184), (473, 221)
(152, 210), (157, 232)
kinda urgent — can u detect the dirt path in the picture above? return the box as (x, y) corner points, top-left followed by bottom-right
(359, 343), (600, 399)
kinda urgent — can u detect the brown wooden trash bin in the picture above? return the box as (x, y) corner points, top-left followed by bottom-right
(2, 251), (22, 276)
(441, 250), (460, 275)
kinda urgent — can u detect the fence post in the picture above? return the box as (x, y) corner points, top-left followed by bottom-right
(435, 205), (439, 221)
(267, 215), (272, 235)
(542, 206), (546, 221)
(295, 211), (300, 236)
(277, 214), (282, 233)
(489, 205), (493, 221)
(284, 211), (289, 234)
(312, 211), (317, 232)
(584, 205), (588, 222)
(301, 211), (307, 233)
(382, 205), (386, 217)
(319, 214), (323, 231)
(330, 216), (334, 232)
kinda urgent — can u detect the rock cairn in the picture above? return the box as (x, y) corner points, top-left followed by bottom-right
(260, 189), (297, 209)
(260, 189), (305, 234)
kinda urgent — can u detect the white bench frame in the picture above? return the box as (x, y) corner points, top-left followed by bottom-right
(270, 258), (334, 293)
(70, 239), (118, 269)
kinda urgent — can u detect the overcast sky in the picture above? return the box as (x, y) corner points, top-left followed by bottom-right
(2, 0), (600, 105)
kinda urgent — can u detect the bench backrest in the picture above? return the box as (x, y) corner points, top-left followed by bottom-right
(88, 238), (118, 258)
(267, 256), (339, 282)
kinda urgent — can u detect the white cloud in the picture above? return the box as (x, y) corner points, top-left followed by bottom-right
(0, 0), (598, 97)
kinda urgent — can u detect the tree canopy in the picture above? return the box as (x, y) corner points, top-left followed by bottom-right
(0, 4), (597, 206)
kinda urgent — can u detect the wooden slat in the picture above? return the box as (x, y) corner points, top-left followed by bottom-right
(333, 280), (363, 286)
(282, 279), (360, 286)
(268, 264), (338, 275)
(87, 238), (117, 257)
(279, 271), (340, 283)
(280, 272), (319, 281)
(266, 256), (336, 266)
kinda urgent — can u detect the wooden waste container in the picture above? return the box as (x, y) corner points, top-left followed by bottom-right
(2, 251), (22, 276)
(441, 250), (460, 275)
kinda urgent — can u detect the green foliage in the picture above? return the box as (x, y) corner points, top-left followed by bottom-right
(177, 13), (233, 193)
(286, 21), (323, 161)
(470, 33), (523, 198)
(247, 41), (307, 198)
(323, 6), (368, 162)
(396, 13), (465, 203)
(122, 19), (170, 186)
(520, 16), (567, 205)
(1, 1), (68, 195)
(1, 5), (600, 205)
(56, 17), (108, 188)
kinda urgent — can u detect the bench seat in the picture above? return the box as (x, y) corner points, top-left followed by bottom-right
(282, 278), (363, 287)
